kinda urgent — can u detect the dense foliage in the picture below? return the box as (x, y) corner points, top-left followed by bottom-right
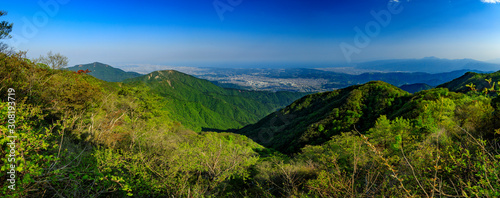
(124, 70), (307, 131)
(439, 71), (500, 93)
(0, 52), (261, 197)
(1, 52), (499, 197)
(238, 81), (411, 154)
(239, 81), (500, 197)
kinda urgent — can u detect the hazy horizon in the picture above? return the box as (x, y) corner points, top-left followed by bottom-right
(69, 56), (500, 73)
(2, 0), (500, 68)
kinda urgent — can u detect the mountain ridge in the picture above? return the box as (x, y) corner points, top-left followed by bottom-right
(237, 81), (411, 154)
(438, 70), (500, 93)
(399, 83), (433, 93)
(355, 57), (500, 73)
(65, 62), (142, 82)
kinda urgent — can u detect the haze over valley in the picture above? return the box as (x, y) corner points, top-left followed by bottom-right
(107, 57), (498, 92)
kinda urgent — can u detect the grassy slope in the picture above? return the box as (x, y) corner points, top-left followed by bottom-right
(239, 70), (500, 154)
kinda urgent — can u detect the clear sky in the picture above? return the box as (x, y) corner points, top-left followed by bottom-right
(1, 0), (499, 67)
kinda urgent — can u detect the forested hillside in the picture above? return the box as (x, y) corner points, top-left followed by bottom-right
(237, 81), (410, 154)
(438, 70), (500, 93)
(0, 52), (266, 197)
(355, 57), (500, 73)
(237, 76), (500, 197)
(65, 62), (143, 82)
(123, 70), (307, 131)
(1, 52), (499, 197)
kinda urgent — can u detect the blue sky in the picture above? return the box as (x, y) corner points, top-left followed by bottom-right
(1, 0), (499, 67)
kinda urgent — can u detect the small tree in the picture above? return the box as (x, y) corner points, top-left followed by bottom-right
(0, 11), (13, 40)
(34, 51), (69, 69)
(0, 11), (14, 55)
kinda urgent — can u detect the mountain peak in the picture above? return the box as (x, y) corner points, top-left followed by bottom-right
(66, 62), (142, 82)
(422, 56), (440, 60)
(90, 62), (108, 67)
(147, 70), (185, 78)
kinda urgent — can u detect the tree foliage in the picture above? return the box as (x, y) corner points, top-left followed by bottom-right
(34, 51), (69, 70)
(0, 11), (12, 40)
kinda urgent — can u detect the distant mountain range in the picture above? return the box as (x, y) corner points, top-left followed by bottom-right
(72, 61), (494, 93)
(118, 57), (500, 75)
(192, 67), (484, 92)
(355, 57), (500, 73)
(65, 62), (142, 82)
(438, 70), (500, 93)
(488, 58), (500, 64)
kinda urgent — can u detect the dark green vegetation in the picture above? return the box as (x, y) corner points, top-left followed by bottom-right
(439, 70), (500, 93)
(65, 62), (143, 82)
(238, 81), (410, 154)
(332, 69), (479, 89)
(123, 70), (307, 131)
(399, 83), (433, 93)
(348, 70), (470, 87)
(1, 52), (499, 197)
